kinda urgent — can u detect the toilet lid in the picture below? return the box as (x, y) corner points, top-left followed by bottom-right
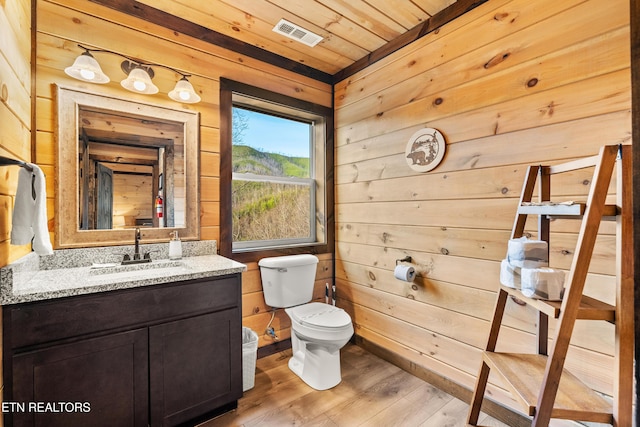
(289, 302), (351, 328)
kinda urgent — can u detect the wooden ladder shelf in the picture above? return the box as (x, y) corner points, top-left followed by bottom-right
(467, 145), (633, 426)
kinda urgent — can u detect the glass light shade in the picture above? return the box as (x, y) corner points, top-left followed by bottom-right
(121, 67), (158, 94)
(168, 77), (201, 103)
(64, 52), (110, 84)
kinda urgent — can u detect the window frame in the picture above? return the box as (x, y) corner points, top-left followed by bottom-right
(219, 79), (334, 263)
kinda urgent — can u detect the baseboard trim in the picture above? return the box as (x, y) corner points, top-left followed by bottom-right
(354, 335), (532, 427)
(257, 338), (292, 359)
(256, 336), (357, 359)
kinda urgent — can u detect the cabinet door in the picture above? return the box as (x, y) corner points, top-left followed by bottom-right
(149, 308), (242, 426)
(12, 329), (148, 427)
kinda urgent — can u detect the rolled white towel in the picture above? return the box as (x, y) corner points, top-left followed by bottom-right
(11, 164), (53, 255)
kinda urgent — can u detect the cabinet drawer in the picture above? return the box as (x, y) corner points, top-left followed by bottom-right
(6, 274), (241, 349)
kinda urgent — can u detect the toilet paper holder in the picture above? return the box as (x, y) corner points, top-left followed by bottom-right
(396, 256), (412, 265)
(394, 256), (416, 282)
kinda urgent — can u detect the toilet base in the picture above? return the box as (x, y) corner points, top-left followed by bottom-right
(288, 344), (342, 391)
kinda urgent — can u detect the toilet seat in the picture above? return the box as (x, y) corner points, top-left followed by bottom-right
(286, 302), (353, 342)
(288, 302), (351, 329)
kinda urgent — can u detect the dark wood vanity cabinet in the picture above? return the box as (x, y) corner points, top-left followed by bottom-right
(2, 274), (243, 427)
(149, 309), (240, 426)
(12, 329), (149, 427)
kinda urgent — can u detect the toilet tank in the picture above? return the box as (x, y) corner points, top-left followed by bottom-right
(259, 254), (319, 308)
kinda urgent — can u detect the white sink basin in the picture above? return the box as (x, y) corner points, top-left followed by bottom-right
(89, 259), (185, 276)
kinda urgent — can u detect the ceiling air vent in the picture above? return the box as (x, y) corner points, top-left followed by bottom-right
(272, 19), (323, 47)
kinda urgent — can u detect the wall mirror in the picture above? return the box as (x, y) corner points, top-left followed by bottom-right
(56, 86), (200, 248)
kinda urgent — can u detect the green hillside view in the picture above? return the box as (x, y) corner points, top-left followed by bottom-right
(232, 144), (309, 177)
(232, 145), (311, 242)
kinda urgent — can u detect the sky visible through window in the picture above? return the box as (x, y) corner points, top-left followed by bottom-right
(239, 109), (310, 158)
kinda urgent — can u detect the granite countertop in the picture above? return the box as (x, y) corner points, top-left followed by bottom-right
(0, 241), (246, 305)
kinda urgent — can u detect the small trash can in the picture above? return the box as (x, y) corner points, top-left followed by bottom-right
(242, 327), (259, 391)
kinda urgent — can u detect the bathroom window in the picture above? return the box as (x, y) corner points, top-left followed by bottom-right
(220, 80), (332, 256)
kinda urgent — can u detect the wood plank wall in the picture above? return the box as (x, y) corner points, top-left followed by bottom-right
(0, 0), (334, 350)
(1, 0), (632, 418)
(1, 0), (31, 423)
(334, 0), (630, 414)
(0, 0), (32, 267)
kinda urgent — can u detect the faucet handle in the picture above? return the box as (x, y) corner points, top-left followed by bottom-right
(122, 254), (131, 261)
(143, 250), (158, 260)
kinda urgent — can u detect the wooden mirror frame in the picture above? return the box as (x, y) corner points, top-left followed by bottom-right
(55, 85), (200, 248)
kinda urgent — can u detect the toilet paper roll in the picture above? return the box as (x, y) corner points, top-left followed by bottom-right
(507, 237), (549, 268)
(499, 259), (521, 288)
(521, 267), (565, 300)
(394, 264), (416, 282)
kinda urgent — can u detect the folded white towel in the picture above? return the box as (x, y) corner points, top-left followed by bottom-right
(11, 164), (53, 255)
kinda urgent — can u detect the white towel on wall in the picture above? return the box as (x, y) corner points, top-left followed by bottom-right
(11, 164), (53, 255)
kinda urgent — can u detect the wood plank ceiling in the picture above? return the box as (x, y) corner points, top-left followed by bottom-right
(93, 0), (487, 83)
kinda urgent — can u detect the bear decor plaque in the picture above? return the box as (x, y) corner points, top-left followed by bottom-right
(405, 128), (446, 172)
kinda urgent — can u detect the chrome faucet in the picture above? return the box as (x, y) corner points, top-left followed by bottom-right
(121, 228), (151, 265)
(134, 228), (141, 260)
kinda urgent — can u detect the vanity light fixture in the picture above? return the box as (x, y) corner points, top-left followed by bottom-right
(168, 76), (201, 104)
(120, 60), (158, 94)
(64, 50), (110, 84)
(65, 45), (201, 103)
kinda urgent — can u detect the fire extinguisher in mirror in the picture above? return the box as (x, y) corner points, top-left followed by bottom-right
(156, 173), (164, 227)
(155, 192), (164, 227)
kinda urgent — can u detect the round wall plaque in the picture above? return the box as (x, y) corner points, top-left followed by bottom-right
(404, 128), (446, 172)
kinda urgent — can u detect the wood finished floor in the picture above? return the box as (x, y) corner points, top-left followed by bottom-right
(199, 343), (510, 427)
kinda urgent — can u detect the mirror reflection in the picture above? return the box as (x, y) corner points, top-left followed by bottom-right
(78, 107), (185, 230)
(56, 86), (200, 248)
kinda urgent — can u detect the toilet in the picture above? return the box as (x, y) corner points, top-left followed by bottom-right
(259, 254), (354, 390)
